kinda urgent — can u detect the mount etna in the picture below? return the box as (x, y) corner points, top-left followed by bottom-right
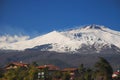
(0, 25), (120, 70)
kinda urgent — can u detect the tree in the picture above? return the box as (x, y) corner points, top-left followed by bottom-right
(77, 64), (86, 80)
(25, 65), (38, 80)
(62, 72), (70, 80)
(0, 69), (4, 78)
(84, 68), (93, 80)
(78, 64), (86, 74)
(31, 61), (38, 67)
(95, 57), (113, 80)
(4, 69), (16, 80)
(52, 71), (62, 80)
(3, 65), (39, 80)
(4, 67), (28, 80)
(77, 64), (94, 80)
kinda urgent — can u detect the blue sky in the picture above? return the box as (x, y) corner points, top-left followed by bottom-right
(0, 0), (120, 37)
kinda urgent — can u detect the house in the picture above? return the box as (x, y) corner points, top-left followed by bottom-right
(112, 70), (120, 79)
(62, 68), (79, 80)
(5, 62), (29, 70)
(37, 64), (60, 79)
(37, 64), (60, 75)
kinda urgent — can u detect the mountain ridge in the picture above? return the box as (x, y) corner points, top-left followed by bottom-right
(0, 25), (120, 53)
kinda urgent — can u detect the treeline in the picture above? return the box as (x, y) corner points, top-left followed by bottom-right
(0, 57), (119, 80)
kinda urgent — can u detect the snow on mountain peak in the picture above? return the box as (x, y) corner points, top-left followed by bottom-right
(82, 24), (106, 30)
(0, 25), (120, 53)
(61, 25), (120, 51)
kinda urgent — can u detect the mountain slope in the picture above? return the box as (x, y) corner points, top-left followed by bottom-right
(0, 25), (120, 53)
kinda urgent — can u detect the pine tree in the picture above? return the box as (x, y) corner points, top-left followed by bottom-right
(95, 57), (113, 80)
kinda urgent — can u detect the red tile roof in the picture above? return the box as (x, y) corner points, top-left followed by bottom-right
(5, 62), (28, 69)
(113, 71), (120, 75)
(12, 62), (28, 67)
(112, 70), (120, 78)
(37, 64), (60, 70)
(62, 68), (78, 72)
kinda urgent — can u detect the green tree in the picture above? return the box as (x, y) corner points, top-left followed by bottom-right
(78, 64), (86, 80)
(0, 69), (4, 78)
(4, 65), (38, 80)
(4, 69), (16, 80)
(84, 68), (93, 80)
(62, 72), (70, 80)
(78, 64), (86, 74)
(95, 57), (113, 80)
(25, 65), (38, 80)
(52, 71), (62, 80)
(77, 64), (94, 80)
(4, 67), (28, 80)
(31, 61), (38, 67)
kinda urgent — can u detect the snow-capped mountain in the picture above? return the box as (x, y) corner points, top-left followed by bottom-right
(0, 25), (120, 53)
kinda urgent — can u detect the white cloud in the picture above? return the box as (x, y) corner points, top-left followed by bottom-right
(0, 35), (30, 43)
